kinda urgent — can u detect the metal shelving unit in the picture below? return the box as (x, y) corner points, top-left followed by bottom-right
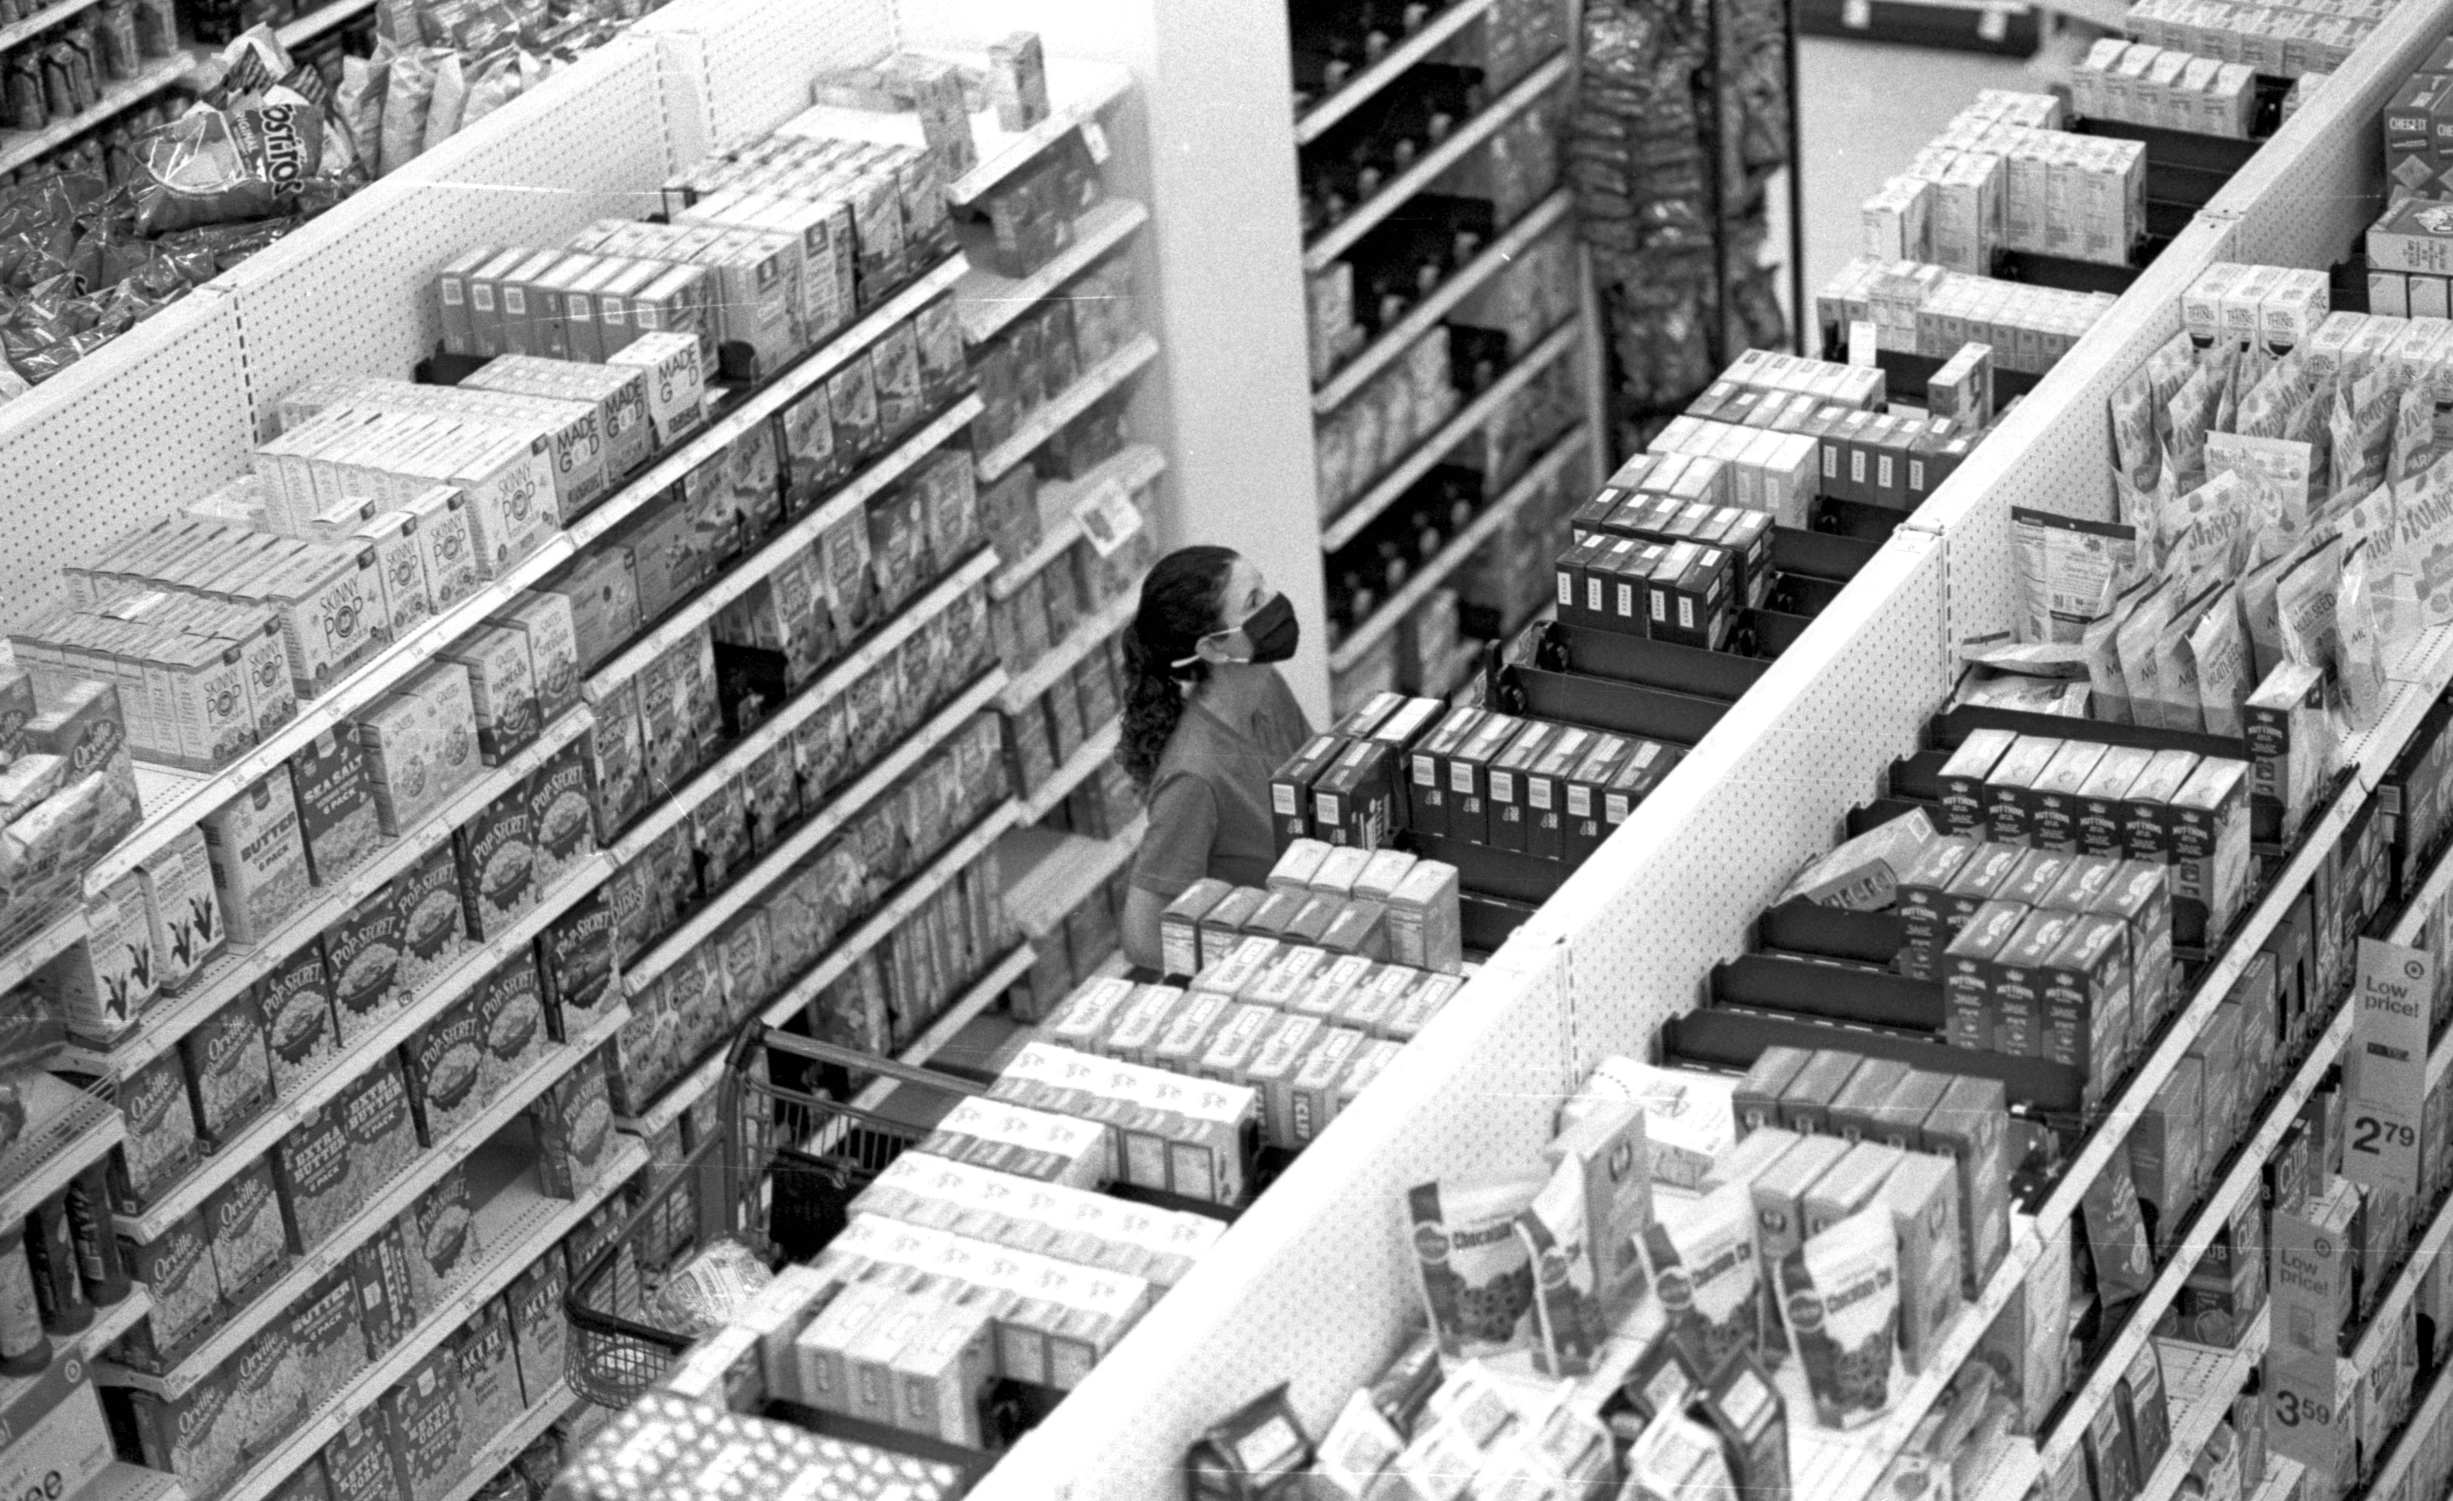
(988, 444), (1166, 600)
(957, 199), (1152, 345)
(976, 333), (1161, 482)
(1292, 0), (1507, 145)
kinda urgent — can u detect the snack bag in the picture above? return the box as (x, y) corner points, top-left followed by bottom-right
(1515, 1157), (1605, 1377)
(2116, 581), (2176, 730)
(2274, 535), (2343, 684)
(2190, 586), (2253, 738)
(2082, 1146), (2155, 1306)
(2241, 548), (2295, 682)
(1644, 1181), (1764, 1377)
(134, 88), (332, 237)
(2012, 508), (2137, 644)
(2336, 541), (2390, 730)
(1406, 1175), (1541, 1360)
(2084, 578), (2147, 724)
(1781, 1209), (1904, 1428)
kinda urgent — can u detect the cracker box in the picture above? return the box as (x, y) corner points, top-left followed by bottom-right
(1979, 1217), (2073, 1434)
(2170, 757), (2252, 947)
(452, 785), (536, 941)
(1896, 836), (1978, 980)
(1735, 1046), (1811, 1133)
(1878, 1152), (1964, 1373)
(136, 827), (226, 993)
(200, 769), (315, 947)
(442, 626), (542, 766)
(109, 1049), (200, 1214)
(499, 592), (580, 721)
(2129, 1056), (2204, 1250)
(1750, 1133), (1847, 1360)
(289, 727), (383, 887)
(1864, 1069), (1950, 1153)
(180, 989), (273, 1148)
(1829, 1058), (1911, 1142)
(1936, 728), (2016, 836)
(1804, 1140), (1905, 1238)
(1942, 899), (2030, 1053)
(1778, 1049), (1863, 1134)
(1924, 1074), (2010, 1293)
(258, 942), (343, 1099)
(359, 664), (482, 837)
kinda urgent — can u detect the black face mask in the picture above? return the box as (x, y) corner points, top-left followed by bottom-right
(1234, 593), (1301, 664)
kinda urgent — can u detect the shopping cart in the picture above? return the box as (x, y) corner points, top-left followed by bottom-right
(563, 1023), (985, 1410)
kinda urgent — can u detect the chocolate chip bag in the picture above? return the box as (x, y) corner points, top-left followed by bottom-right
(1406, 1175), (1541, 1360)
(1781, 1208), (1904, 1428)
(1644, 1181), (1764, 1378)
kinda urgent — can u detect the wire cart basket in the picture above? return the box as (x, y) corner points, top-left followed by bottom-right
(563, 1023), (985, 1411)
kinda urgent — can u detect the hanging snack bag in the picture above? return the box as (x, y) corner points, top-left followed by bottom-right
(2116, 580), (2177, 730)
(2241, 548), (2295, 682)
(2012, 508), (2139, 645)
(2081, 1144), (2156, 1307)
(2191, 585), (2253, 738)
(1405, 1175), (1541, 1360)
(2275, 535), (2344, 683)
(2083, 577), (2148, 724)
(1780, 1209), (1904, 1428)
(1643, 1181), (1764, 1378)
(2153, 580), (2223, 734)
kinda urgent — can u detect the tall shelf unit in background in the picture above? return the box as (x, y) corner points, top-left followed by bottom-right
(900, 0), (1608, 723)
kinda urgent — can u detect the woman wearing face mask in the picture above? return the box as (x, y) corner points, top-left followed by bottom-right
(1116, 545), (1315, 972)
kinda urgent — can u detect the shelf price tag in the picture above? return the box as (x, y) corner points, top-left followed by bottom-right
(1848, 320), (1880, 368)
(2346, 936), (2431, 1200)
(1978, 6), (2010, 41)
(1843, 0), (1873, 27)
(1072, 477), (1143, 559)
(2265, 1344), (2353, 1475)
(1079, 122), (1112, 165)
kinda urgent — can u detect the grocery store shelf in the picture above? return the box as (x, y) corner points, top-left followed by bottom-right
(759, 800), (1024, 1032)
(1959, 1435), (2041, 1501)
(2135, 1326), (2268, 1501)
(441, 1383), (582, 1501)
(989, 444), (1167, 600)
(213, 1135), (647, 1501)
(1020, 721), (1121, 822)
(1330, 423), (1584, 673)
(276, 0), (373, 47)
(1302, 50), (1570, 271)
(2244, 1458), (2303, 1501)
(61, 707), (598, 1082)
(997, 591), (1136, 714)
(1320, 317), (1580, 552)
(1002, 816), (1146, 940)
(2367, 1353), (2451, 1501)
(2037, 992), (2354, 1479)
(585, 394), (984, 694)
(1293, 0), (1505, 145)
(810, 942), (1038, 1155)
(0, 1073), (123, 1228)
(0, 1285), (151, 1414)
(607, 549), (996, 866)
(113, 829), (612, 1243)
(73, 1464), (187, 1501)
(622, 668), (1008, 998)
(782, 55), (1133, 208)
(977, 333), (1161, 483)
(96, 966), (628, 1400)
(0, 903), (87, 997)
(0, 54), (189, 177)
(0, 0), (107, 63)
(1313, 188), (1575, 413)
(958, 198), (1151, 345)
(81, 255), (970, 898)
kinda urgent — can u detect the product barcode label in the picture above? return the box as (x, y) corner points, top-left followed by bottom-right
(1413, 755), (1437, 787)
(1558, 573), (1573, 606)
(1649, 593), (1666, 623)
(1529, 782), (1553, 811)
(1273, 786), (1297, 817)
(1491, 772), (1515, 802)
(1617, 583), (1635, 619)
(1678, 598), (1696, 631)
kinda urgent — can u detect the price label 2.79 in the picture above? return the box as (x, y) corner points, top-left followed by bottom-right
(2347, 937), (2431, 1199)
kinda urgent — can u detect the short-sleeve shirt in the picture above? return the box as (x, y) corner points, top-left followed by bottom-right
(1130, 671), (1313, 899)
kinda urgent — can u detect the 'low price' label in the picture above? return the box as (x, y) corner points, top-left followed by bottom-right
(2347, 936), (2431, 1200)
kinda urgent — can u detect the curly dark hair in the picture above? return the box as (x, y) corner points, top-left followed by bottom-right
(1120, 545), (1237, 792)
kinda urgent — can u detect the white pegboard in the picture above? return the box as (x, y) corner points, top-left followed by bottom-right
(0, 289), (257, 634)
(638, 0), (897, 150)
(218, 179), (642, 444)
(1528, 531), (1950, 1072)
(1903, 217), (2232, 650)
(2205, 0), (2453, 268)
(967, 939), (1576, 1501)
(401, 37), (672, 200)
